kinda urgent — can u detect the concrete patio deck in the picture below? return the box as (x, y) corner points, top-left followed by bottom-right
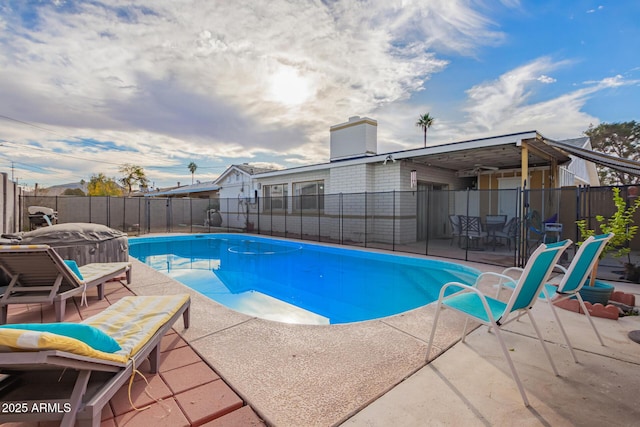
(3, 251), (640, 426)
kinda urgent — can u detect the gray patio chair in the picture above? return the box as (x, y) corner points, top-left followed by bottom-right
(448, 215), (461, 246)
(485, 215), (507, 249)
(494, 217), (520, 251)
(459, 216), (487, 249)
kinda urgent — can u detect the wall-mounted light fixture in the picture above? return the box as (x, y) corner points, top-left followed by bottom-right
(410, 170), (417, 189)
(383, 154), (396, 165)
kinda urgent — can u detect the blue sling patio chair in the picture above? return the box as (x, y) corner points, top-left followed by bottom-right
(496, 233), (614, 363)
(426, 239), (571, 407)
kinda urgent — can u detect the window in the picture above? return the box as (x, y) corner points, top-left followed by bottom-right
(263, 184), (287, 211)
(293, 180), (324, 211)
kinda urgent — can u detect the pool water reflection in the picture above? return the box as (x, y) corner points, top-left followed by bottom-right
(129, 234), (480, 325)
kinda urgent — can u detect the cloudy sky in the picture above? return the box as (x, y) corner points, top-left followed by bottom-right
(1, 0), (639, 189)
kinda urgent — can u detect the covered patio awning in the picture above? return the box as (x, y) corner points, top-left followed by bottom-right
(379, 131), (572, 174)
(546, 139), (640, 177)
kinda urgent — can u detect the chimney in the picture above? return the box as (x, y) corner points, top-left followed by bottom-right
(330, 116), (378, 162)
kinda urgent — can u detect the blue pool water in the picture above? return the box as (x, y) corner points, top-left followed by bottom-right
(129, 234), (480, 325)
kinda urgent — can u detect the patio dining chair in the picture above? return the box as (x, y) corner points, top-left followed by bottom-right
(426, 239), (572, 406)
(484, 215), (507, 250)
(493, 217), (519, 251)
(448, 215), (461, 246)
(496, 233), (614, 363)
(459, 216), (487, 249)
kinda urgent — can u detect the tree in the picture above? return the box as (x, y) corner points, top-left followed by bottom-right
(188, 162), (198, 184)
(119, 164), (149, 195)
(585, 121), (640, 185)
(576, 187), (640, 286)
(87, 173), (122, 196)
(415, 113), (434, 147)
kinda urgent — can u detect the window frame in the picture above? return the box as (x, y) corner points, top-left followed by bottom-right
(293, 180), (325, 212)
(262, 183), (288, 211)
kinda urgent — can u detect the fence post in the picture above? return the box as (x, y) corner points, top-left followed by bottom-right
(138, 198), (142, 235)
(339, 193), (343, 245)
(425, 188), (430, 256)
(317, 197), (321, 242)
(392, 190), (396, 251)
(225, 198), (230, 232)
(166, 198), (171, 232)
(519, 186), (529, 267)
(464, 188), (470, 261)
(364, 191), (368, 247)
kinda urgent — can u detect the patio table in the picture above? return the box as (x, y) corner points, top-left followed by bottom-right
(485, 215), (507, 251)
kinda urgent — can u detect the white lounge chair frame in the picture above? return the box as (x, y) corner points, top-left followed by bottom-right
(0, 295), (190, 427)
(0, 245), (132, 323)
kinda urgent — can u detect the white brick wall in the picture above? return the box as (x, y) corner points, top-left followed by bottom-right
(247, 157), (472, 244)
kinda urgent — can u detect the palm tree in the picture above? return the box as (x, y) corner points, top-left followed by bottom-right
(415, 113), (434, 147)
(188, 162), (198, 184)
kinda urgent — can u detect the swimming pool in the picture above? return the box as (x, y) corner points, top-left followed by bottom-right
(129, 234), (480, 325)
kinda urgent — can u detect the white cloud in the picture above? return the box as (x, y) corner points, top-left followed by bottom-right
(0, 0), (516, 185)
(537, 75), (556, 84)
(589, 74), (627, 87)
(454, 59), (638, 140)
(462, 57), (567, 131)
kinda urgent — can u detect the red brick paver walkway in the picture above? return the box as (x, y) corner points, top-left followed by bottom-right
(1, 279), (266, 427)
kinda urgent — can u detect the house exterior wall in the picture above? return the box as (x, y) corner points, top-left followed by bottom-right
(218, 172), (256, 200)
(561, 156), (599, 186)
(406, 163), (468, 190)
(254, 169), (332, 237)
(372, 162), (401, 191)
(252, 160), (472, 244)
(329, 163), (373, 193)
(258, 169), (330, 198)
(210, 126), (594, 243)
(215, 169), (257, 229)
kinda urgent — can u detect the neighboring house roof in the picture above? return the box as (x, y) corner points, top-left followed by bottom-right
(234, 164), (276, 175)
(145, 181), (220, 197)
(213, 164), (277, 185)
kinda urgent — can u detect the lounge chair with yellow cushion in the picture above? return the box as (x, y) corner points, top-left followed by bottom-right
(0, 294), (190, 427)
